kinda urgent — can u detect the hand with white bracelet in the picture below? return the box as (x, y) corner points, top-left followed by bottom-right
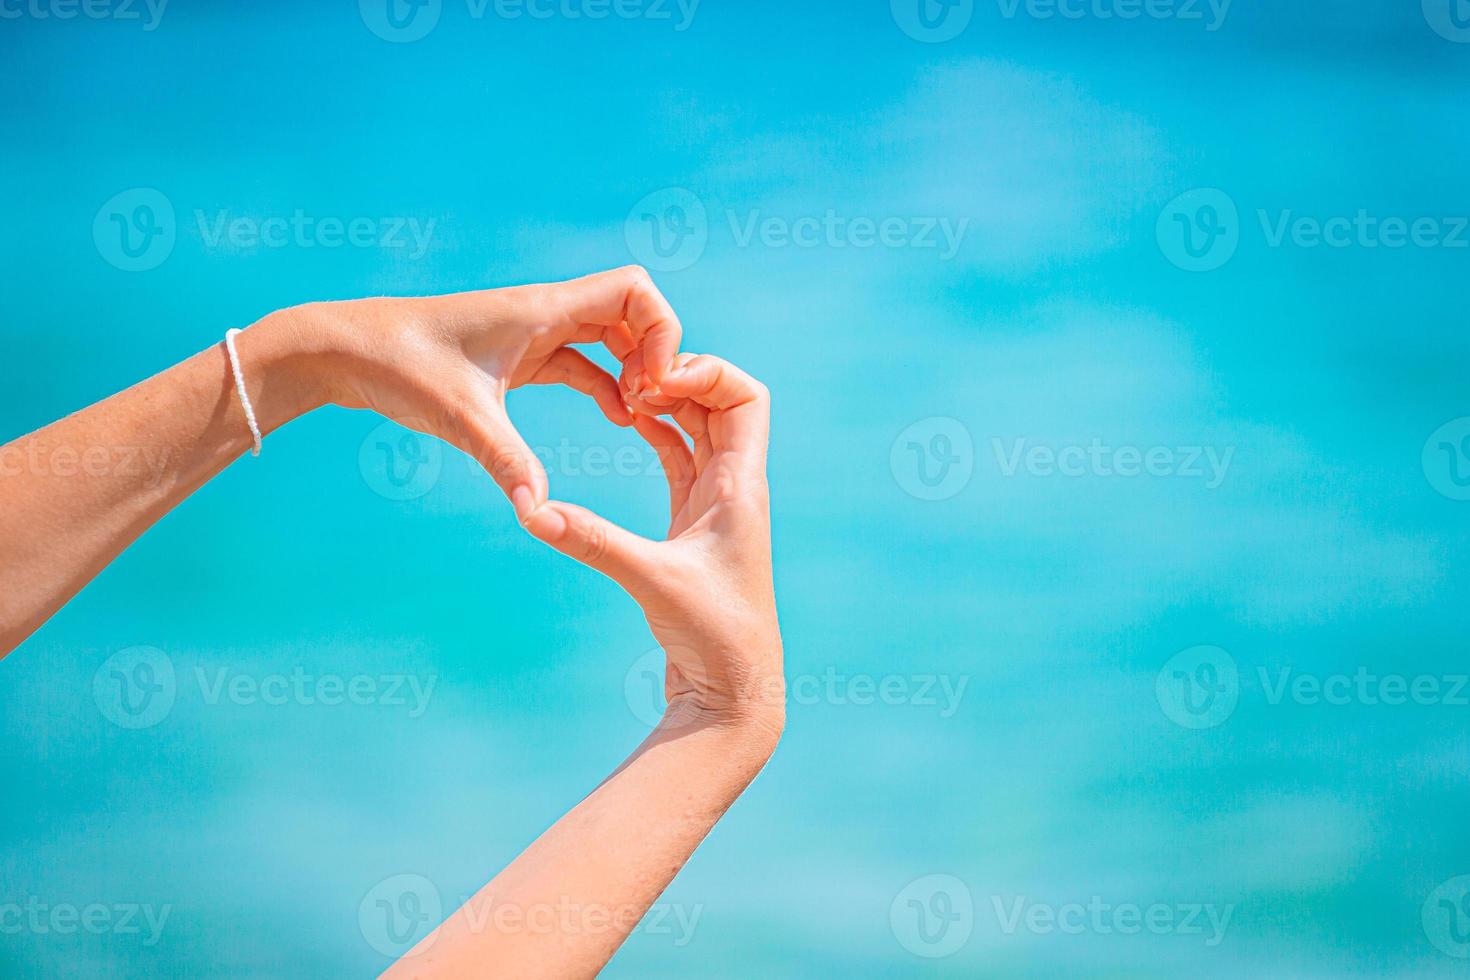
(0, 266), (684, 654)
(0, 269), (784, 978)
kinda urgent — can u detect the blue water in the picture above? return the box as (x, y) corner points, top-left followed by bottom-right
(3, 1), (1470, 976)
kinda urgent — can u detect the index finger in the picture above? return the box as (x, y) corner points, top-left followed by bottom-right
(656, 354), (770, 460)
(547, 266), (683, 385)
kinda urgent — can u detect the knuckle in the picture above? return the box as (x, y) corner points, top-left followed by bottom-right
(578, 519), (610, 565)
(503, 283), (558, 335)
(681, 354), (716, 385)
(484, 447), (527, 485)
(711, 465), (741, 504)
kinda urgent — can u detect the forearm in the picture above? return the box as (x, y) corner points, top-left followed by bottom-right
(392, 701), (782, 979)
(0, 309), (325, 655)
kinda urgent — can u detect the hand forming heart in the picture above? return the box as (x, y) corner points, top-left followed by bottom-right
(526, 350), (783, 730)
(271, 266), (782, 729)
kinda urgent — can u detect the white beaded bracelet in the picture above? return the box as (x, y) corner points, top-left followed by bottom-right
(223, 328), (263, 457)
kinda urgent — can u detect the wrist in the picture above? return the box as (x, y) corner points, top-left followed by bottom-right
(660, 676), (786, 759)
(235, 306), (335, 434)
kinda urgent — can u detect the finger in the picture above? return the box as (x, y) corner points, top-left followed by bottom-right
(551, 266), (683, 385)
(639, 351), (696, 408)
(631, 414), (695, 520)
(618, 347), (670, 417)
(622, 348), (692, 416)
(670, 400), (713, 471)
(619, 347), (646, 398)
(561, 319), (638, 364)
(526, 348), (633, 428)
(524, 500), (660, 592)
(659, 353), (710, 463)
(602, 320), (637, 361)
(446, 379), (549, 522)
(657, 354), (770, 457)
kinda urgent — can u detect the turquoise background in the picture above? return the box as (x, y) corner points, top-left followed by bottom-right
(3, 0), (1470, 976)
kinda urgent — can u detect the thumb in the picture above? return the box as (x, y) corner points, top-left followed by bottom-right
(456, 392), (548, 522)
(523, 500), (660, 593)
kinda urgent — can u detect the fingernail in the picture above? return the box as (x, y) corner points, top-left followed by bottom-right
(511, 485), (536, 524)
(525, 504), (567, 540)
